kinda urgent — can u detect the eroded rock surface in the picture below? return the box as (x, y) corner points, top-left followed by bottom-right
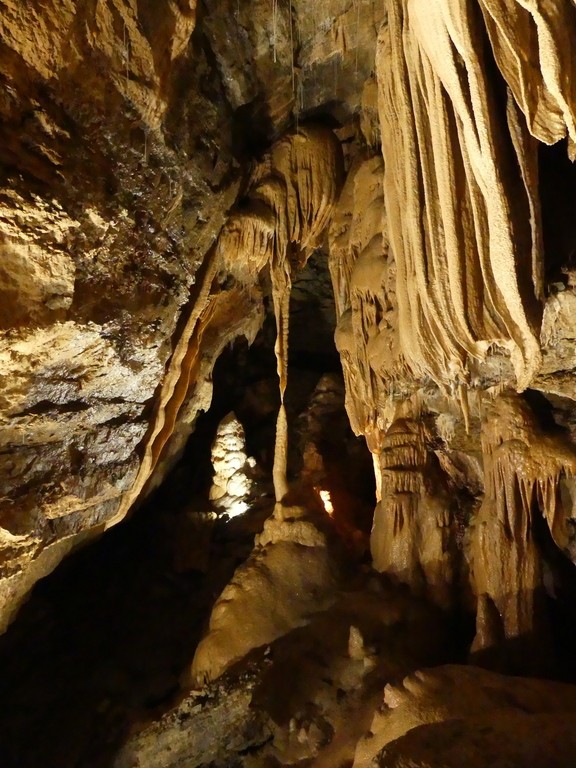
(354, 665), (576, 768)
(5, 0), (576, 766)
(189, 499), (344, 685)
(0, 0), (238, 629)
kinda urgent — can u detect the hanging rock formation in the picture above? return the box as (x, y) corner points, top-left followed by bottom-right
(331, 153), (402, 448)
(376, 0), (545, 392)
(5, 0), (576, 765)
(471, 392), (576, 671)
(218, 124), (344, 500)
(371, 413), (456, 611)
(328, 0), (576, 673)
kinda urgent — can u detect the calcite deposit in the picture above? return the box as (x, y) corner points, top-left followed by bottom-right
(190, 499), (343, 686)
(4, 0), (576, 766)
(353, 664), (576, 768)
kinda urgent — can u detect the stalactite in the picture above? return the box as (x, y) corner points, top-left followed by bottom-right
(330, 154), (404, 450)
(218, 126), (342, 281)
(374, 0), (576, 394)
(376, 0), (547, 393)
(270, 249), (291, 501)
(471, 392), (576, 671)
(355, 0), (360, 77)
(272, 0), (278, 63)
(370, 414), (456, 610)
(215, 125), (343, 501)
(478, 0), (576, 154)
(289, 1), (295, 93)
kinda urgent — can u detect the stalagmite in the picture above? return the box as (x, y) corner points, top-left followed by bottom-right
(209, 412), (254, 519)
(217, 124), (343, 501)
(273, 402), (290, 501)
(189, 501), (342, 685)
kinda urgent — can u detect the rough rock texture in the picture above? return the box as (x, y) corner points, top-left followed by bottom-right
(113, 664), (270, 768)
(374, 713), (576, 768)
(5, 0), (576, 765)
(354, 664), (576, 768)
(371, 412), (456, 611)
(331, 153), (399, 441)
(209, 412), (255, 518)
(0, 0), (240, 629)
(377, 0), (545, 391)
(329, 0), (576, 673)
(0, 0), (369, 628)
(251, 586), (450, 768)
(189, 498), (343, 685)
(470, 392), (576, 671)
(118, 575), (452, 768)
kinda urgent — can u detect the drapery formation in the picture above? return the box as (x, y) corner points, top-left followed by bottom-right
(376, 0), (576, 393)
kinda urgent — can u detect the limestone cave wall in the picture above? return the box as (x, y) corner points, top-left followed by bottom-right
(3, 0), (576, 765)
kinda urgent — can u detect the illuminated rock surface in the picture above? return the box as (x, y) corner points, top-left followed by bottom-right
(3, 1), (576, 766)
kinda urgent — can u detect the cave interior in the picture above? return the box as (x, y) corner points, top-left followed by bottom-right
(3, 1), (576, 767)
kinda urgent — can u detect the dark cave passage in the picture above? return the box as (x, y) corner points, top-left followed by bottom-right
(0, 252), (376, 768)
(0, 503), (209, 768)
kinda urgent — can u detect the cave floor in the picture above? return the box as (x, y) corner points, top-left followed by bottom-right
(0, 487), (271, 768)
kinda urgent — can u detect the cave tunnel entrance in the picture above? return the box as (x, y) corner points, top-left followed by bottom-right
(0, 249), (376, 768)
